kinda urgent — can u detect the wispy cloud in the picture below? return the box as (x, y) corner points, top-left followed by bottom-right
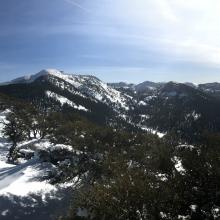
(84, 0), (220, 66)
(63, 0), (91, 13)
(1, 0), (220, 82)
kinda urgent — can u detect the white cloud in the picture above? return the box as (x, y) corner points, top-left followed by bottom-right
(2, 0), (220, 82)
(82, 0), (220, 66)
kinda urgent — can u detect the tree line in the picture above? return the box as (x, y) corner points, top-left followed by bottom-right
(1, 97), (219, 219)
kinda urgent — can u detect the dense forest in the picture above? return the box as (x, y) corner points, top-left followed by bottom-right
(1, 93), (219, 220)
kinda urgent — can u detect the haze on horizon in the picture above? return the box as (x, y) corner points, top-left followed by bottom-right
(1, 0), (220, 84)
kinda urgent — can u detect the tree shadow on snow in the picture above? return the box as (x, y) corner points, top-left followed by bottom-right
(0, 186), (73, 220)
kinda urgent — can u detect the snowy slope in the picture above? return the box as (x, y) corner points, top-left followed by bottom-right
(0, 110), (76, 198)
(3, 69), (131, 111)
(44, 69), (131, 110)
(46, 91), (89, 112)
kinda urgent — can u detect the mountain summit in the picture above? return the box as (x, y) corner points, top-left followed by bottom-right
(2, 69), (63, 85)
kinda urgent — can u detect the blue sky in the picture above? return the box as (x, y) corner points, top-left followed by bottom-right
(1, 0), (220, 83)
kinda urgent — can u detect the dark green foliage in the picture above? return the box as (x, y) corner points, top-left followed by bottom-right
(1, 93), (219, 219)
(1, 79), (220, 219)
(3, 112), (25, 161)
(131, 82), (220, 143)
(2, 101), (49, 161)
(60, 130), (220, 220)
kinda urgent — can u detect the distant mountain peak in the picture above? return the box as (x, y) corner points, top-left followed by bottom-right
(0, 69), (65, 85)
(28, 69), (64, 82)
(37, 69), (63, 76)
(135, 80), (164, 92)
(0, 69), (131, 112)
(108, 82), (135, 90)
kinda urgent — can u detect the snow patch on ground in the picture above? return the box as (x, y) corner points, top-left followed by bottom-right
(186, 111), (201, 121)
(140, 114), (150, 120)
(0, 110), (13, 170)
(51, 144), (73, 152)
(138, 101), (147, 106)
(172, 156), (186, 174)
(0, 160), (56, 196)
(46, 91), (88, 112)
(144, 95), (157, 102)
(0, 142), (75, 197)
(141, 127), (166, 138)
(0, 111), (75, 198)
(176, 144), (194, 150)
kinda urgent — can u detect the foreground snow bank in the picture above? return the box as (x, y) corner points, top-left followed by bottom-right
(0, 158), (56, 196)
(0, 158), (76, 198)
(0, 142), (76, 197)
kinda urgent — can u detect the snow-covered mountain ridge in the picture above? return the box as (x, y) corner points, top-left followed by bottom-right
(4, 69), (131, 111)
(1, 69), (220, 137)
